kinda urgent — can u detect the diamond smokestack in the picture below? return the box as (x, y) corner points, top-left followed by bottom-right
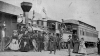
(21, 2), (32, 24)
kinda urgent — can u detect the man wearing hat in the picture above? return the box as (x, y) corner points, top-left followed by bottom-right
(49, 33), (57, 54)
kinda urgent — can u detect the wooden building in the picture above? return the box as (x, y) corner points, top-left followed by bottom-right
(0, 1), (22, 50)
(0, 1), (22, 38)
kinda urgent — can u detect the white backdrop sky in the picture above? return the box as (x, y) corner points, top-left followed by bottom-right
(0, 0), (100, 38)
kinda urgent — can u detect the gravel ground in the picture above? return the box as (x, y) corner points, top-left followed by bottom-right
(0, 49), (99, 56)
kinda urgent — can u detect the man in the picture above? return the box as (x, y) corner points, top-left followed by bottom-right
(67, 35), (72, 56)
(97, 38), (100, 55)
(49, 33), (53, 54)
(31, 33), (37, 51)
(41, 32), (45, 50)
(43, 32), (49, 51)
(49, 33), (56, 54)
(53, 33), (57, 54)
(19, 30), (30, 52)
(37, 31), (43, 52)
(27, 25), (34, 50)
(56, 34), (61, 50)
(72, 33), (80, 53)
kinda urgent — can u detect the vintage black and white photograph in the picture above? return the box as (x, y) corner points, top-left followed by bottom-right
(0, 0), (100, 56)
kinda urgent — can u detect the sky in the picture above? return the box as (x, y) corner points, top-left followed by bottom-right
(0, 0), (100, 37)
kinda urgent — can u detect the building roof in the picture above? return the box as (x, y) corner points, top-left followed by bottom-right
(0, 1), (43, 19)
(0, 1), (23, 15)
(0, 1), (62, 23)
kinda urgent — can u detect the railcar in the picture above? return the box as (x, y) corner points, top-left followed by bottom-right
(61, 19), (98, 54)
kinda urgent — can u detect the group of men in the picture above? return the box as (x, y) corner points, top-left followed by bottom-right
(7, 25), (61, 54)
